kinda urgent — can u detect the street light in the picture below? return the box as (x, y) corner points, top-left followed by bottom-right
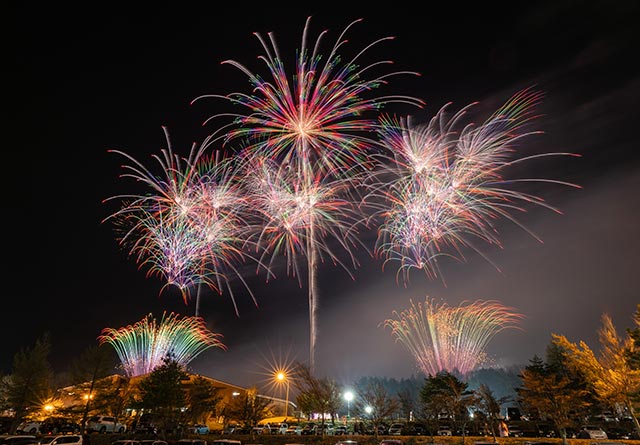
(276, 371), (290, 419)
(344, 390), (354, 419)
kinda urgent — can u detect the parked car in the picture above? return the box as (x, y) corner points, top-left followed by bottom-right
(39, 418), (81, 435)
(579, 425), (608, 440)
(334, 426), (348, 436)
(316, 424), (335, 436)
(285, 425), (302, 435)
(0, 436), (38, 445)
(177, 440), (207, 445)
(274, 423), (289, 434)
(437, 426), (452, 436)
(251, 424), (268, 435)
(586, 442), (625, 445)
(523, 442), (558, 445)
(334, 440), (357, 445)
(606, 427), (633, 440)
(139, 441), (168, 445)
(38, 435), (83, 445)
(16, 422), (41, 435)
(260, 423), (287, 434)
(388, 424), (404, 436)
(403, 423), (425, 436)
(210, 441), (241, 445)
(456, 427), (471, 436)
(187, 424), (209, 435)
(132, 415), (155, 435)
(111, 441), (140, 445)
(380, 440), (402, 445)
(86, 416), (126, 434)
(132, 414), (179, 435)
(364, 425), (387, 435)
(582, 425), (607, 439)
(221, 425), (236, 435)
(301, 423), (317, 435)
(507, 425), (523, 437)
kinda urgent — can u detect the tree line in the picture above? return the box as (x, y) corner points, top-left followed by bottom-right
(1, 305), (638, 445)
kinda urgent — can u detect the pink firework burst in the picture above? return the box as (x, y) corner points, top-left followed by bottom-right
(383, 297), (524, 376)
(365, 87), (581, 284)
(192, 17), (423, 372)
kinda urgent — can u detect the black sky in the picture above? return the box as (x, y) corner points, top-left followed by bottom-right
(5, 2), (639, 388)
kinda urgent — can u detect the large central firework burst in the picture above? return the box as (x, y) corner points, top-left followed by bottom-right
(193, 16), (423, 372)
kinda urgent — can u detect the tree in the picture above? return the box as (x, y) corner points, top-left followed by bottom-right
(2, 334), (53, 433)
(397, 387), (416, 422)
(137, 355), (189, 437)
(552, 311), (640, 437)
(420, 371), (475, 444)
(292, 362), (341, 429)
(354, 380), (400, 438)
(99, 375), (134, 423)
(222, 387), (272, 430)
(295, 391), (315, 421)
(67, 344), (118, 432)
(475, 383), (509, 442)
(516, 354), (590, 445)
(185, 375), (222, 424)
(626, 304), (640, 370)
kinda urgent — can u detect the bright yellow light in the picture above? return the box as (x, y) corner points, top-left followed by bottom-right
(44, 404), (54, 412)
(276, 372), (285, 382)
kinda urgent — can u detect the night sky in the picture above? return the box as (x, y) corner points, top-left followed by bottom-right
(6, 2), (639, 388)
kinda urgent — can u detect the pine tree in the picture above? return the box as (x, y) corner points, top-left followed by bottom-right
(137, 355), (189, 437)
(3, 334), (53, 432)
(516, 354), (590, 445)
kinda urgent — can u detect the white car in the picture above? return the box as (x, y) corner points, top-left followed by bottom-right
(38, 435), (83, 445)
(85, 415), (126, 433)
(579, 425), (608, 440)
(285, 425), (302, 435)
(388, 424), (404, 436)
(17, 422), (41, 434)
(273, 423), (289, 434)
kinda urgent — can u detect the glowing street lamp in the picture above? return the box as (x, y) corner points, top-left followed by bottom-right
(276, 371), (290, 419)
(344, 390), (354, 419)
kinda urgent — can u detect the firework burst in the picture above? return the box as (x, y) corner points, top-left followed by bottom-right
(244, 155), (365, 283)
(365, 87), (581, 284)
(193, 16), (424, 175)
(98, 311), (226, 377)
(192, 17), (423, 372)
(104, 127), (261, 315)
(383, 297), (524, 376)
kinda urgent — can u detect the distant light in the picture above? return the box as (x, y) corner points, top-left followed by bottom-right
(344, 391), (354, 402)
(232, 391), (240, 397)
(365, 406), (373, 414)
